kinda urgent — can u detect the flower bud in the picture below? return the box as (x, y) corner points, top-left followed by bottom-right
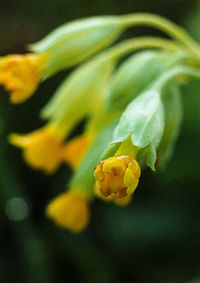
(94, 155), (141, 199)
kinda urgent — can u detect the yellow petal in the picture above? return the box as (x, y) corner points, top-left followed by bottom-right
(46, 191), (90, 233)
(0, 53), (48, 103)
(9, 126), (63, 174)
(94, 155), (141, 200)
(62, 134), (92, 169)
(124, 159), (141, 194)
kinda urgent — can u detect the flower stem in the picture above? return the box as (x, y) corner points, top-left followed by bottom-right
(152, 65), (200, 91)
(104, 36), (180, 60)
(119, 13), (200, 58)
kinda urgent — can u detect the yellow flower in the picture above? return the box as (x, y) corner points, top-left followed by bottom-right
(62, 134), (93, 169)
(46, 191), (90, 233)
(0, 53), (48, 103)
(94, 155), (141, 199)
(9, 125), (64, 174)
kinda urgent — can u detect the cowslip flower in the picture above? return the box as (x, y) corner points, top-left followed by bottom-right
(9, 125), (65, 174)
(46, 191), (90, 233)
(94, 155), (141, 199)
(0, 53), (48, 103)
(93, 88), (165, 201)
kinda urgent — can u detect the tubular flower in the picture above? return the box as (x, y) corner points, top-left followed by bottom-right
(0, 53), (48, 103)
(94, 155), (141, 199)
(46, 191), (90, 233)
(9, 125), (64, 174)
(62, 134), (93, 169)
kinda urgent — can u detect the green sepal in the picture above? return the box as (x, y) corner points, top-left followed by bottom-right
(69, 119), (118, 199)
(100, 142), (121, 161)
(29, 16), (123, 77)
(111, 90), (165, 170)
(136, 144), (156, 170)
(41, 57), (116, 131)
(156, 85), (183, 170)
(105, 50), (170, 111)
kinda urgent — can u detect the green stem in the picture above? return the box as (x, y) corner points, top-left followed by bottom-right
(119, 13), (200, 58)
(103, 36), (180, 61)
(152, 65), (200, 91)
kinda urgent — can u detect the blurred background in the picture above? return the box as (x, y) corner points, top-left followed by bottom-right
(0, 0), (200, 282)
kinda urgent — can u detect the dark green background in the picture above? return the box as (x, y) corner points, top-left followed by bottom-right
(0, 0), (200, 282)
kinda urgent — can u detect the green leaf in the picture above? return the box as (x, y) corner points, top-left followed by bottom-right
(105, 50), (170, 111)
(156, 85), (183, 170)
(112, 90), (165, 170)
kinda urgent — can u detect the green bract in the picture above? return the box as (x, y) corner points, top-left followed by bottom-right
(157, 85), (183, 169)
(105, 50), (170, 111)
(112, 90), (165, 169)
(30, 16), (123, 77)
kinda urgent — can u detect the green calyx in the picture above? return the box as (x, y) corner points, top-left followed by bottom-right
(29, 13), (200, 78)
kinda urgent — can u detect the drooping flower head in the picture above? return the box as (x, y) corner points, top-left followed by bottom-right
(5, 13), (200, 234)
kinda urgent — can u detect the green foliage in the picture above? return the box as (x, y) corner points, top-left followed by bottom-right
(112, 90), (165, 169)
(105, 50), (170, 111)
(157, 85), (183, 169)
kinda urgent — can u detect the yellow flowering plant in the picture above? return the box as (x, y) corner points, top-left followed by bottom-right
(3, 13), (200, 233)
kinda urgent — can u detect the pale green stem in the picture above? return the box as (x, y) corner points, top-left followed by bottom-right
(119, 13), (200, 58)
(152, 65), (200, 91)
(103, 36), (180, 61)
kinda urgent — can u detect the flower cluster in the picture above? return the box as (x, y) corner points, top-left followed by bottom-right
(2, 13), (200, 233)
